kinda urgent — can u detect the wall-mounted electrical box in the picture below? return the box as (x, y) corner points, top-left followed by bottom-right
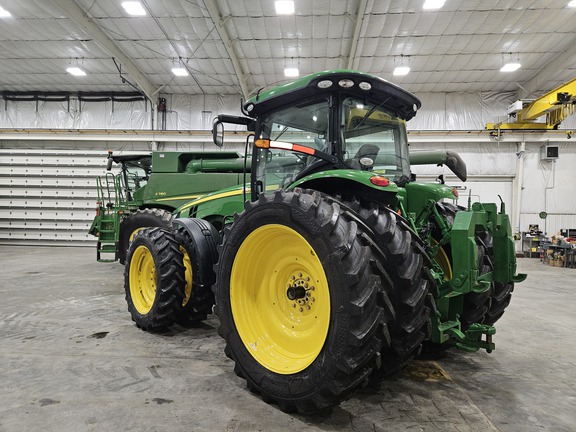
(540, 144), (559, 161)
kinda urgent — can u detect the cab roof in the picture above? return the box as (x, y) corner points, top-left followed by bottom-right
(245, 70), (421, 121)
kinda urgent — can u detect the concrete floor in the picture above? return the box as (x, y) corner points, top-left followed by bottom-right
(0, 245), (575, 432)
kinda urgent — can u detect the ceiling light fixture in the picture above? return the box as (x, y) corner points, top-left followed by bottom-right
(172, 67), (189, 76)
(393, 55), (411, 76)
(284, 67), (299, 78)
(500, 63), (521, 72)
(275, 1), (295, 15)
(500, 52), (521, 72)
(393, 66), (411, 76)
(423, 0), (446, 10)
(122, 2), (146, 16)
(66, 67), (86, 76)
(568, 0), (576, 7)
(0, 6), (11, 17)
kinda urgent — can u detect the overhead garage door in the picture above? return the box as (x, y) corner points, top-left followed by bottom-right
(0, 149), (106, 246)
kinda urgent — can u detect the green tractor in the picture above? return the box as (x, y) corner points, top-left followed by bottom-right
(88, 150), (247, 263)
(124, 70), (526, 414)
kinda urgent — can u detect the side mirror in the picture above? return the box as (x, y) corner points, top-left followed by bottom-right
(212, 118), (224, 147)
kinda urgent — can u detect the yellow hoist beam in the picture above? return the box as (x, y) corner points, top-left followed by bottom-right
(486, 76), (576, 131)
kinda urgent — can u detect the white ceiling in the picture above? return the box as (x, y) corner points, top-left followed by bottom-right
(1, 0), (575, 99)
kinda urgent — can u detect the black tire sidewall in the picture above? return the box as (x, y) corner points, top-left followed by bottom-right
(123, 228), (184, 331)
(124, 231), (164, 326)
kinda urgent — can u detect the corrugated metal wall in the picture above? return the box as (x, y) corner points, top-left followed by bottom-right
(0, 149), (109, 246)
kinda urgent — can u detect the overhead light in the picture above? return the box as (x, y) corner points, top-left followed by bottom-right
(500, 63), (521, 72)
(171, 67), (189, 76)
(393, 66), (411, 76)
(122, 2), (146, 16)
(66, 67), (86, 76)
(0, 6), (11, 17)
(284, 67), (299, 77)
(568, 0), (576, 7)
(275, 1), (295, 15)
(423, 0), (446, 9)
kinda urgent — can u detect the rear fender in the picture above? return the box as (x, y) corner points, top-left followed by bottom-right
(287, 169), (398, 205)
(172, 218), (221, 265)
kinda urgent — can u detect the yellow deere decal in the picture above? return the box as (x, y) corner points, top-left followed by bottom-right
(180, 188), (248, 211)
(156, 194), (203, 202)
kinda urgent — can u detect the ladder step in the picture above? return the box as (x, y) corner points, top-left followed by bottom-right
(98, 244), (117, 251)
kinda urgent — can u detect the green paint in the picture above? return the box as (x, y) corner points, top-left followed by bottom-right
(88, 151), (248, 261)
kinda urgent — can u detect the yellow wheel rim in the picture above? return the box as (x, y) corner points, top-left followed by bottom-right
(230, 224), (330, 375)
(129, 227), (145, 242)
(432, 239), (453, 281)
(180, 245), (193, 307)
(129, 245), (157, 314)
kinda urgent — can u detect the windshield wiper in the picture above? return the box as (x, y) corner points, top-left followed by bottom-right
(274, 125), (289, 141)
(352, 97), (390, 131)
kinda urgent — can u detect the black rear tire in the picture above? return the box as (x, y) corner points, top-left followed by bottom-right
(215, 189), (395, 414)
(118, 208), (173, 264)
(124, 227), (185, 331)
(339, 197), (432, 374)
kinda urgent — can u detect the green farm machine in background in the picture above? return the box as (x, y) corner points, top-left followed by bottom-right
(123, 70), (526, 414)
(88, 150), (247, 263)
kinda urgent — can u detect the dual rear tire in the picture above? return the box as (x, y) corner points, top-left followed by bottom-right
(124, 221), (218, 331)
(214, 189), (431, 413)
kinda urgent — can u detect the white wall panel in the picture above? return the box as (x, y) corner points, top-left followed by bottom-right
(1, 91), (573, 133)
(0, 98), (151, 130)
(411, 139), (576, 242)
(517, 142), (576, 237)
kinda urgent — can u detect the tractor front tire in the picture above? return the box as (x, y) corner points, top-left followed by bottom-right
(124, 227), (185, 331)
(118, 208), (173, 264)
(215, 189), (395, 414)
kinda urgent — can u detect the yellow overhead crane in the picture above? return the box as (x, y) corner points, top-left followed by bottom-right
(486, 76), (576, 131)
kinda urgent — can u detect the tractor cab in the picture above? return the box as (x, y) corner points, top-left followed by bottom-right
(213, 70), (420, 201)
